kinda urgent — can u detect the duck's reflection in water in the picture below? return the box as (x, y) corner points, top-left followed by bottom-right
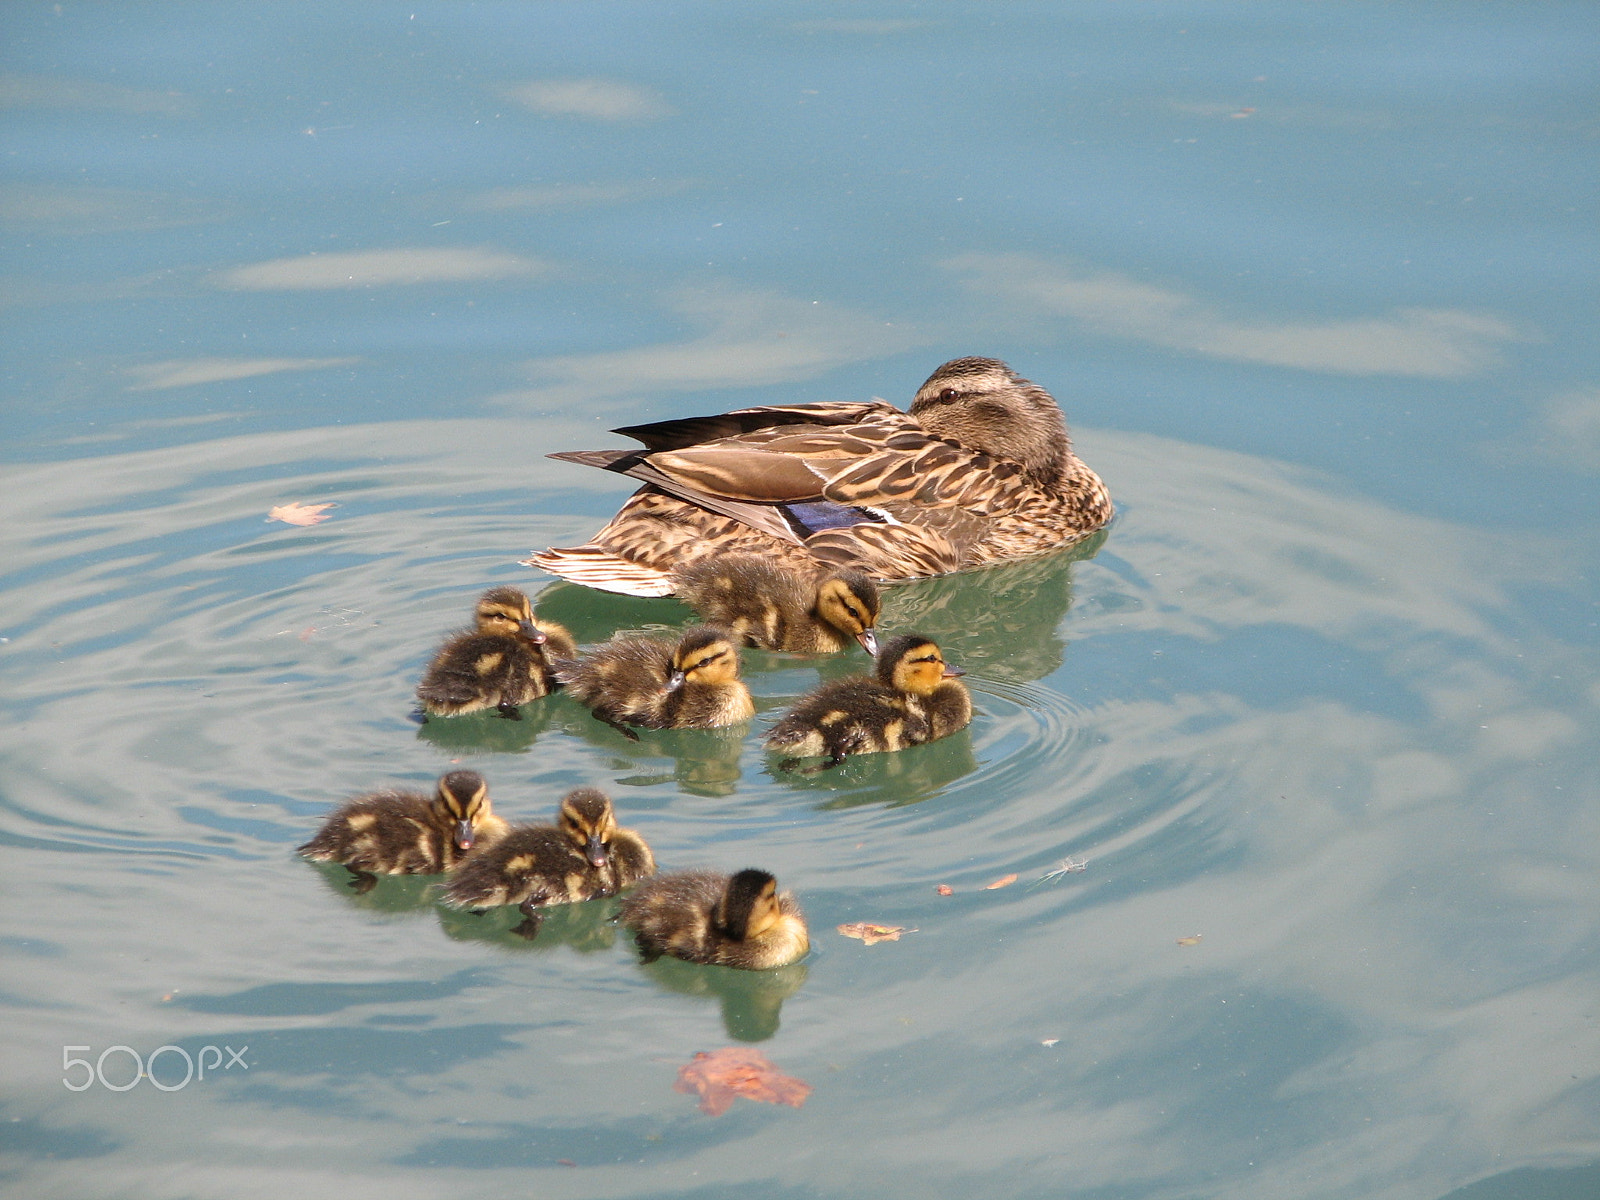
(412, 696), (561, 754)
(879, 532), (1106, 684)
(434, 895), (623, 952)
(584, 721), (749, 798)
(631, 953), (809, 1042)
(303, 860), (441, 914)
(764, 727), (980, 808)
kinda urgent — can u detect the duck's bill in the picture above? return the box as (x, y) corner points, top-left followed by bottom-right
(856, 629), (880, 655)
(585, 835), (611, 868)
(455, 819), (476, 850)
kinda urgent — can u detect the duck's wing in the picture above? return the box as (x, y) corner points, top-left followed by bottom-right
(611, 400), (899, 451)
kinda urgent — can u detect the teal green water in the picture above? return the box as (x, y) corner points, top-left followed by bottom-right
(3, 5), (1598, 1199)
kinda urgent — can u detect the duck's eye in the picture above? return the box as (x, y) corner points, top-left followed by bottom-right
(938, 387), (960, 402)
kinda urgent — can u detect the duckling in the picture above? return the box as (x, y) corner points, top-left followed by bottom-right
(673, 554), (880, 655)
(529, 356), (1113, 593)
(298, 770), (508, 893)
(765, 632), (972, 770)
(620, 868), (809, 970)
(560, 625), (754, 738)
(442, 787), (654, 937)
(417, 586), (577, 719)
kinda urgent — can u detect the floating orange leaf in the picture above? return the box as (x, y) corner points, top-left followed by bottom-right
(673, 1047), (811, 1117)
(985, 873), (1018, 890)
(268, 501), (334, 526)
(837, 922), (912, 945)
(1177, 934), (1203, 947)
(935, 884), (954, 896)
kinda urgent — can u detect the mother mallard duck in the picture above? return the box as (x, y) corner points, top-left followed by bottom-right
(527, 356), (1111, 595)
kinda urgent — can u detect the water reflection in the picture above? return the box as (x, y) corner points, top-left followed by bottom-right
(765, 728), (980, 809)
(632, 954), (809, 1043)
(434, 897), (623, 953)
(879, 531), (1108, 683)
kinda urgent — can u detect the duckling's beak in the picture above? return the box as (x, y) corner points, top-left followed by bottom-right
(856, 629), (880, 655)
(584, 833), (610, 869)
(664, 668), (686, 693)
(519, 619), (547, 645)
(941, 665), (965, 679)
(455, 819), (476, 851)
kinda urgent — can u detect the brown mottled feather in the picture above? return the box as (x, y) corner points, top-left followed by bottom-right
(527, 358), (1111, 594)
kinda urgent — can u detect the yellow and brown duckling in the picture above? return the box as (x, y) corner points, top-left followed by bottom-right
(673, 554), (880, 655)
(620, 868), (809, 970)
(297, 770), (508, 892)
(417, 586), (577, 719)
(442, 787), (654, 937)
(765, 632), (972, 770)
(559, 625), (754, 738)
(529, 356), (1113, 593)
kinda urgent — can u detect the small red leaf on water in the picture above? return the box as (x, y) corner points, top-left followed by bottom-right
(935, 884), (954, 896)
(673, 1047), (811, 1117)
(837, 922), (912, 945)
(985, 873), (1018, 890)
(268, 501), (334, 526)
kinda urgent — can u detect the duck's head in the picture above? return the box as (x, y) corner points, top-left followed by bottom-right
(814, 569), (881, 655)
(666, 627), (743, 692)
(474, 586), (544, 644)
(715, 868), (784, 942)
(909, 356), (1071, 491)
(436, 770), (494, 851)
(876, 632), (964, 698)
(558, 787), (618, 868)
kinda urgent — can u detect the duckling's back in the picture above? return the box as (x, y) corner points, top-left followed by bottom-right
(298, 790), (454, 875)
(765, 675), (924, 759)
(562, 635), (674, 724)
(674, 556), (818, 651)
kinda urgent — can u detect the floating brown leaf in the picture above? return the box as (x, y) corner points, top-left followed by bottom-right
(837, 922), (912, 945)
(268, 501), (334, 526)
(985, 873), (1018, 890)
(673, 1047), (812, 1117)
(1177, 934), (1203, 947)
(935, 884), (954, 896)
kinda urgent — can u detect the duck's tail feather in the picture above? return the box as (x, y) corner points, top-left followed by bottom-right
(523, 545), (677, 597)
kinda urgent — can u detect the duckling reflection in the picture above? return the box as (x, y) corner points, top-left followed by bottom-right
(414, 693), (559, 754)
(303, 862), (441, 914)
(767, 724), (980, 809)
(434, 894), (625, 953)
(879, 533), (1107, 683)
(635, 954), (809, 1042)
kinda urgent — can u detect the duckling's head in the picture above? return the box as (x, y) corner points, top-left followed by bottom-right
(436, 770), (494, 851)
(557, 787), (618, 868)
(876, 632), (964, 698)
(909, 357), (1071, 491)
(666, 627), (743, 691)
(715, 869), (784, 942)
(474, 586), (544, 644)
(813, 570), (881, 655)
